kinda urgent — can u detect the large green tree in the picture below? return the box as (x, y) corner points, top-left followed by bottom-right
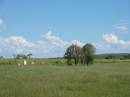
(64, 44), (81, 65)
(82, 43), (96, 65)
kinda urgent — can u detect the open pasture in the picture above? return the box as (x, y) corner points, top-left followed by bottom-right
(0, 60), (130, 97)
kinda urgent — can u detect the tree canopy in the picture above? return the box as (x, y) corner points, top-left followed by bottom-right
(64, 43), (96, 65)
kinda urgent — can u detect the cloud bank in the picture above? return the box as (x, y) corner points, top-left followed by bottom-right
(0, 29), (129, 57)
(0, 32), (85, 58)
(103, 33), (130, 46)
(102, 33), (130, 53)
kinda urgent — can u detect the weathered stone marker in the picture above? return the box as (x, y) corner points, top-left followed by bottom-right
(24, 60), (27, 65)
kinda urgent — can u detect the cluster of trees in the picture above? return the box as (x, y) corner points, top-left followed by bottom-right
(14, 53), (32, 59)
(105, 55), (114, 59)
(64, 43), (96, 65)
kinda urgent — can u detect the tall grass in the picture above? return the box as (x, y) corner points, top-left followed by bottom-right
(0, 62), (130, 97)
(0, 58), (130, 65)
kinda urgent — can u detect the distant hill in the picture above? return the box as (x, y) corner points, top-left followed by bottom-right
(95, 53), (130, 59)
(51, 53), (130, 59)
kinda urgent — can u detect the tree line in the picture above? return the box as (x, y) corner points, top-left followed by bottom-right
(64, 43), (96, 65)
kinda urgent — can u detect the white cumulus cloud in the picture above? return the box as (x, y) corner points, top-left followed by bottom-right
(102, 33), (130, 46)
(40, 31), (68, 48)
(102, 33), (118, 44)
(0, 36), (35, 54)
(40, 31), (85, 48)
(70, 40), (84, 47)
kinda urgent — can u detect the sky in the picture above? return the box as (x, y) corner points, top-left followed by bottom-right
(0, 0), (130, 58)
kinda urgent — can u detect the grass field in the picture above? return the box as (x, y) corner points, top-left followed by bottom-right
(0, 60), (130, 97)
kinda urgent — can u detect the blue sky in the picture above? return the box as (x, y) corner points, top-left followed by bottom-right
(0, 0), (130, 58)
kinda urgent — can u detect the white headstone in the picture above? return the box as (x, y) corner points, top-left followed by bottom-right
(24, 60), (27, 65)
(32, 61), (34, 65)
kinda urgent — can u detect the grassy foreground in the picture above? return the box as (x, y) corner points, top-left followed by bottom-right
(0, 62), (130, 97)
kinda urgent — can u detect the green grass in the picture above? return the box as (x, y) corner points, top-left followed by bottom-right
(0, 61), (130, 97)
